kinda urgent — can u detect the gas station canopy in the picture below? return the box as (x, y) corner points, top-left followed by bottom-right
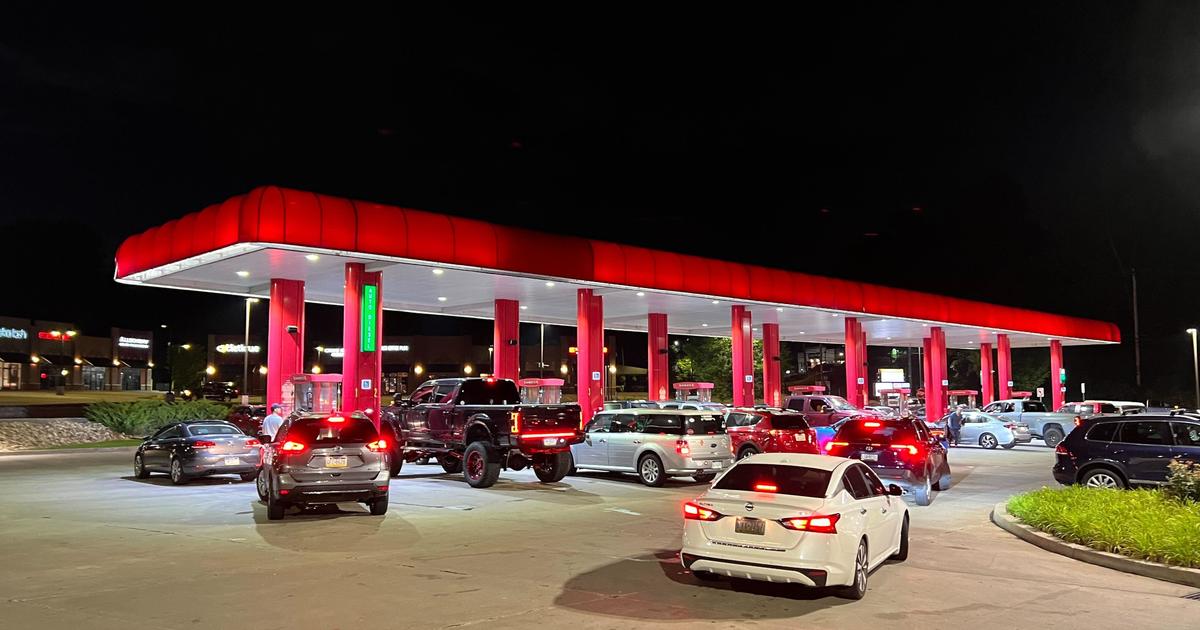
(115, 186), (1119, 350)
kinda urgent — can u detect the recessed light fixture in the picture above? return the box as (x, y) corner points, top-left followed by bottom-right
(752, 328), (759, 333)
(711, 300), (720, 305)
(776, 307), (784, 312)
(702, 323), (709, 327)
(305, 254), (320, 261)
(236, 270), (250, 278)
(830, 313), (839, 317)
(545, 281), (555, 287)
(437, 296), (447, 302)
(921, 323), (928, 327)
(520, 305), (528, 310)
(798, 332), (806, 335)
(885, 337), (892, 340)
(432, 268), (444, 275)
(636, 291), (645, 297)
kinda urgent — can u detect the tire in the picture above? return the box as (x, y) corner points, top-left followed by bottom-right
(979, 433), (999, 449)
(933, 464), (952, 491)
(692, 473), (717, 483)
(169, 458), (189, 485)
(533, 452), (571, 483)
(892, 515), (909, 562)
(738, 446), (759, 460)
(637, 453), (666, 487)
(256, 468), (269, 501)
(1081, 467), (1126, 489)
(837, 540), (869, 600)
(267, 491), (285, 520)
(1042, 427), (1065, 448)
(463, 442), (501, 488)
(369, 495), (389, 516)
(133, 454), (149, 479)
(566, 452), (578, 476)
(416, 455), (431, 465)
(239, 471), (258, 482)
(440, 455), (463, 474)
(1001, 442), (1016, 449)
(389, 450), (403, 477)
(913, 469), (932, 506)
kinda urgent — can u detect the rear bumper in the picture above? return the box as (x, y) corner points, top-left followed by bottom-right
(681, 522), (852, 586)
(680, 552), (828, 587)
(275, 468), (390, 503)
(182, 453), (260, 475)
(665, 457), (734, 476)
(1052, 462), (1077, 485)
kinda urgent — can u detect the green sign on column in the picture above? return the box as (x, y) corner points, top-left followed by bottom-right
(361, 284), (378, 352)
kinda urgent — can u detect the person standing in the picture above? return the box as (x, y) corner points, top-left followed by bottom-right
(260, 403), (285, 441)
(947, 406), (964, 447)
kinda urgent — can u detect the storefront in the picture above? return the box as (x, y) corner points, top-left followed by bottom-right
(207, 334), (265, 395)
(112, 328), (153, 390)
(0, 317), (155, 391)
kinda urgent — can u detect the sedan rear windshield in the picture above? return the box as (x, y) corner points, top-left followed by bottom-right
(713, 463), (831, 498)
(835, 420), (916, 443)
(766, 414), (811, 430)
(187, 424), (243, 436)
(284, 418), (379, 444)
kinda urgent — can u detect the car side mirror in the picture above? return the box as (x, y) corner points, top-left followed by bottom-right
(257, 434), (272, 443)
(888, 484), (903, 496)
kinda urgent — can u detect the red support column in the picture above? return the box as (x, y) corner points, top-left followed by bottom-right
(731, 306), (754, 407)
(980, 342), (994, 405)
(928, 327), (947, 422)
(845, 317), (861, 407)
(342, 263), (383, 424)
(922, 337), (932, 402)
(493, 299), (520, 381)
(576, 289), (604, 422)
(762, 323), (781, 408)
(860, 328), (869, 405)
(1050, 340), (1064, 410)
(997, 334), (1012, 400)
(267, 278), (305, 410)
(647, 313), (670, 402)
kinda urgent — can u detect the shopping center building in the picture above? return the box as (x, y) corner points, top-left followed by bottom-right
(0, 316), (154, 391)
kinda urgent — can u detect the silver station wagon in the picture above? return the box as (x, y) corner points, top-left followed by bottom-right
(569, 409), (733, 486)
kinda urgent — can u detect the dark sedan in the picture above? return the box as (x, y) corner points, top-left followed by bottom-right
(226, 405), (267, 436)
(134, 421), (261, 484)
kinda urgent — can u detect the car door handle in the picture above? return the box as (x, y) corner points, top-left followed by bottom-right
(598, 439), (606, 443)
(632, 440), (641, 444)
(860, 508), (868, 514)
(881, 507), (888, 514)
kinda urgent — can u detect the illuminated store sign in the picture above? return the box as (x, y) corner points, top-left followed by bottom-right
(216, 343), (261, 354)
(323, 344), (407, 358)
(118, 336), (151, 349)
(0, 327), (28, 340)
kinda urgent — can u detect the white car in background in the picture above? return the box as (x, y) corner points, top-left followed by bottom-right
(679, 453), (909, 600)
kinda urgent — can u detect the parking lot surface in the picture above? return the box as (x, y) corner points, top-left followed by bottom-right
(1, 444), (1196, 629)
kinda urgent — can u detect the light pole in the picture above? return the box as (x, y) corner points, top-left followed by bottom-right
(243, 298), (258, 403)
(1188, 328), (1199, 409)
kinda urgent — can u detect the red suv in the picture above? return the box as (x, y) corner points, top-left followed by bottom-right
(724, 408), (819, 459)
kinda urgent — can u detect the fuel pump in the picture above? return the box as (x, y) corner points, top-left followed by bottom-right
(672, 381), (715, 403)
(284, 373), (343, 415)
(518, 378), (564, 404)
(947, 389), (978, 409)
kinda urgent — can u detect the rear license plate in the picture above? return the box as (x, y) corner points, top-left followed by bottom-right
(860, 452), (879, 462)
(223, 457), (240, 466)
(326, 456), (348, 468)
(710, 461), (722, 469)
(542, 437), (558, 447)
(735, 517), (766, 535)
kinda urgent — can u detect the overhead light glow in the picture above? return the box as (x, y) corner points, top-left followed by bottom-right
(258, 366), (268, 375)
(463, 364), (474, 375)
(437, 296), (448, 302)
(776, 307), (783, 312)
(545, 281), (555, 287)
(305, 254), (320, 261)
(520, 305), (528, 310)
(413, 364), (424, 376)
(711, 300), (720, 304)
(636, 292), (645, 297)
(702, 323), (709, 327)
(559, 364), (569, 375)
(236, 270), (250, 278)
(205, 365), (216, 375)
(432, 268), (444, 275)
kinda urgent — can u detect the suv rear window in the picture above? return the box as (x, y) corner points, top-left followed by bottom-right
(685, 414), (725, 435)
(457, 379), (521, 405)
(284, 417), (379, 444)
(765, 413), (810, 430)
(835, 419), (917, 443)
(713, 463), (832, 498)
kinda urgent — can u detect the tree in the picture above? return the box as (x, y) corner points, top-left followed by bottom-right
(169, 344), (206, 392)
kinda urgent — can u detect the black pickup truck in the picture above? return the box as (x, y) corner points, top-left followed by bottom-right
(381, 377), (583, 488)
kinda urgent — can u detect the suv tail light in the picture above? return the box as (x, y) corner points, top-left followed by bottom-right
(676, 439), (691, 456)
(510, 411), (521, 434)
(683, 502), (723, 521)
(890, 443), (923, 458)
(1055, 443), (1070, 455)
(192, 440), (216, 449)
(779, 513), (840, 533)
(824, 441), (848, 454)
(280, 441), (306, 452)
(367, 439), (389, 452)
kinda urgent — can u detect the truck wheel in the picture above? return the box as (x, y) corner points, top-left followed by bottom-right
(638, 453), (666, 487)
(1042, 427), (1065, 448)
(439, 455), (462, 474)
(533, 452), (571, 483)
(463, 442), (501, 488)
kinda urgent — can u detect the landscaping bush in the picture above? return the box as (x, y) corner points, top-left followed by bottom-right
(1007, 486), (1200, 568)
(1165, 459), (1200, 503)
(85, 400), (231, 436)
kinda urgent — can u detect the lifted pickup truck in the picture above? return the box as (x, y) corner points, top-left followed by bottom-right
(382, 377), (583, 488)
(980, 399), (1075, 447)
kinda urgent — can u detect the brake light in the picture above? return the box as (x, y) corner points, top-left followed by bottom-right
(192, 440), (216, 449)
(518, 431), (577, 439)
(280, 441), (306, 452)
(890, 443), (920, 457)
(367, 439), (389, 452)
(779, 513), (840, 533)
(510, 411), (521, 434)
(676, 439), (690, 456)
(825, 440), (849, 453)
(683, 502), (723, 521)
(1004, 423), (1019, 430)
(244, 439), (260, 447)
(327, 416), (346, 423)
(863, 421), (881, 428)
(754, 483), (778, 492)
(1055, 443), (1070, 455)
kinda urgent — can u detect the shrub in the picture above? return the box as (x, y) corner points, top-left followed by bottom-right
(1166, 459), (1200, 503)
(85, 400), (232, 436)
(1008, 486), (1200, 568)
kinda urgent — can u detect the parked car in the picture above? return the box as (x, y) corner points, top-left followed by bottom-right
(256, 412), (391, 520)
(226, 405), (267, 436)
(133, 420), (261, 485)
(385, 377), (582, 488)
(725, 408), (819, 459)
(200, 381), (239, 402)
(824, 417), (950, 505)
(1052, 415), (1200, 488)
(981, 399), (1075, 447)
(863, 406), (899, 418)
(570, 409), (732, 486)
(679, 453), (909, 600)
(603, 400), (663, 410)
(784, 394), (880, 428)
(938, 411), (1031, 449)
(660, 400), (727, 412)
(1057, 400), (1145, 419)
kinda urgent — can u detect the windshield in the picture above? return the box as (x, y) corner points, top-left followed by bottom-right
(714, 463), (832, 498)
(186, 424), (243, 436)
(826, 396), (857, 411)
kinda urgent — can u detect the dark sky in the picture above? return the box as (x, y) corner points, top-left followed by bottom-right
(2, 6), (1199, 399)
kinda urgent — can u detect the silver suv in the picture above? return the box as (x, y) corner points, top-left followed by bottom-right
(256, 412), (391, 520)
(570, 409), (733, 486)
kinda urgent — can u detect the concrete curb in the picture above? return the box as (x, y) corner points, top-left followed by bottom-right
(991, 501), (1200, 588)
(0, 446), (138, 457)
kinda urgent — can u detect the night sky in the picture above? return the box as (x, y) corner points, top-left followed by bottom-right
(3, 6), (1199, 399)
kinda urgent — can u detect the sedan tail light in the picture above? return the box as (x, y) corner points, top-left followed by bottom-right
(192, 440), (216, 449)
(367, 439), (389, 452)
(244, 439), (260, 447)
(280, 441), (306, 452)
(683, 502), (723, 521)
(779, 513), (840, 533)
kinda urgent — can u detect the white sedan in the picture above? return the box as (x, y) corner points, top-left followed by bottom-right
(679, 452), (909, 599)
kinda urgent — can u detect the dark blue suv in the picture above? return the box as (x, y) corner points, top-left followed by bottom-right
(1053, 414), (1200, 488)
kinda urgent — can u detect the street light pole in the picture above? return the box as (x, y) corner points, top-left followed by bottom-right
(1188, 328), (1199, 410)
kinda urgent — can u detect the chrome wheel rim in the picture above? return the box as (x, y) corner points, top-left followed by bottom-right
(257, 470), (267, 497)
(641, 458), (659, 483)
(1085, 473), (1118, 488)
(740, 449), (755, 460)
(134, 455), (143, 474)
(170, 460), (181, 481)
(466, 451), (484, 480)
(855, 544), (867, 593)
(982, 434), (996, 448)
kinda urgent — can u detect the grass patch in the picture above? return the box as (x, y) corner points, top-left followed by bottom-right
(1008, 486), (1200, 568)
(36, 439), (143, 450)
